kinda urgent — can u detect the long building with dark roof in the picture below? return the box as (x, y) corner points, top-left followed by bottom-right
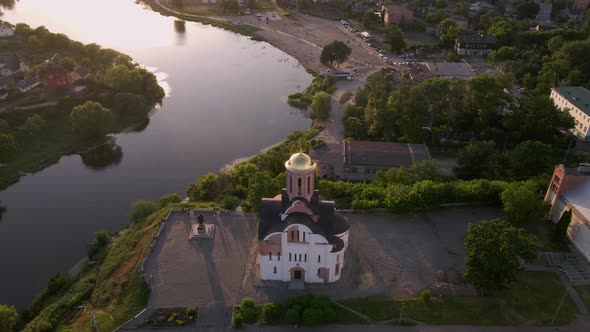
(258, 152), (350, 284)
(309, 140), (431, 181)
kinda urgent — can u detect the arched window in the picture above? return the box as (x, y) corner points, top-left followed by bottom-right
(304, 254), (307, 262)
(318, 255), (321, 263)
(297, 178), (302, 195)
(278, 252), (281, 261)
(289, 253), (292, 261)
(269, 252), (272, 260)
(273, 266), (277, 274)
(307, 176), (310, 194)
(289, 175), (292, 192)
(317, 268), (321, 276)
(299, 254), (302, 262)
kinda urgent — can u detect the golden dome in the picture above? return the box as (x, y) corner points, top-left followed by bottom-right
(285, 152), (316, 173)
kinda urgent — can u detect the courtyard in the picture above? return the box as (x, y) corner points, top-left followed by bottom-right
(139, 206), (501, 328)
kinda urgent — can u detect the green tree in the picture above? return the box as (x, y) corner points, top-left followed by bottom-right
(262, 303), (281, 323)
(436, 0), (449, 9)
(0, 304), (17, 332)
(70, 101), (114, 138)
(487, 18), (517, 46)
(438, 18), (461, 46)
(451, 0), (470, 16)
(384, 24), (407, 52)
(488, 46), (517, 63)
(247, 0), (256, 9)
(311, 91), (331, 120)
(19, 114), (46, 135)
(464, 219), (538, 293)
(218, 0), (240, 14)
(501, 181), (547, 224)
(187, 173), (218, 201)
(60, 56), (75, 71)
(553, 210), (572, 243)
(103, 64), (143, 93)
(159, 193), (182, 208)
(508, 140), (553, 179)
(0, 133), (18, 163)
(454, 141), (498, 179)
(129, 199), (158, 223)
(346, 117), (365, 139)
(320, 40), (352, 67)
(354, 86), (368, 107)
(295, 0), (304, 10)
(515, 0), (540, 20)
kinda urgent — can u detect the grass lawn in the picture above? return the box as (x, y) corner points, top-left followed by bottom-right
(575, 285), (590, 310)
(341, 271), (578, 325)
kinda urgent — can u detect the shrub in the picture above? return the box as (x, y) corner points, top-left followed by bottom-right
(242, 305), (258, 324)
(158, 193), (182, 208)
(220, 195), (240, 210)
(186, 306), (197, 317)
(302, 306), (323, 325)
(129, 200), (158, 223)
(421, 289), (431, 303)
(323, 306), (336, 322)
(232, 313), (244, 328)
(262, 303), (281, 324)
(340, 92), (352, 104)
(285, 307), (300, 324)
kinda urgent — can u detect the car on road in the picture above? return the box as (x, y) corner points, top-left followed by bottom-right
(341, 20), (349, 25)
(518, 87), (526, 92)
(381, 56), (389, 61)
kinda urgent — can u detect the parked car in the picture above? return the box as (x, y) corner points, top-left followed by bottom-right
(341, 19), (349, 25)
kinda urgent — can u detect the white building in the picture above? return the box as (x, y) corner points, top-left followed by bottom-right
(258, 153), (351, 284)
(0, 22), (14, 37)
(545, 164), (590, 262)
(550, 87), (590, 141)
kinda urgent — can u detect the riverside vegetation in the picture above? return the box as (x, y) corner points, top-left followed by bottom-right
(0, 23), (165, 191)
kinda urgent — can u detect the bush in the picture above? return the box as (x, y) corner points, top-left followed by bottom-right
(285, 307), (300, 324)
(129, 200), (158, 223)
(421, 289), (431, 302)
(340, 92), (352, 104)
(262, 303), (281, 324)
(0, 304), (17, 332)
(232, 313), (244, 328)
(220, 195), (240, 210)
(159, 193), (182, 208)
(186, 306), (197, 317)
(302, 306), (323, 325)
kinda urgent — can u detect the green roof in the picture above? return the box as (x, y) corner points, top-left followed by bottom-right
(554, 86), (590, 116)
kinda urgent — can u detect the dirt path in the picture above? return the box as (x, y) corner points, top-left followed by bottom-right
(316, 68), (380, 144)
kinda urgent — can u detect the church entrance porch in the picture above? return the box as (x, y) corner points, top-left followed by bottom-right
(289, 267), (305, 282)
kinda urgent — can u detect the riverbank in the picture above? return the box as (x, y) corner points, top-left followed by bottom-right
(144, 0), (383, 73)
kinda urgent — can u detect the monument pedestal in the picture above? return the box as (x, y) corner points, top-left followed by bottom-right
(190, 223), (215, 239)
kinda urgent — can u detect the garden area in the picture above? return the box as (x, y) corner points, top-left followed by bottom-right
(232, 294), (367, 328)
(139, 307), (198, 327)
(341, 271), (578, 326)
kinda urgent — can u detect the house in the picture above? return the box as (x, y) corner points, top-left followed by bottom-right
(536, 2), (553, 21)
(572, 0), (590, 12)
(382, 4), (414, 25)
(39, 63), (72, 96)
(70, 67), (90, 83)
(411, 62), (476, 81)
(309, 141), (431, 181)
(455, 34), (496, 56)
(0, 55), (29, 77)
(550, 87), (590, 141)
(0, 22), (14, 37)
(545, 164), (590, 262)
(258, 153), (351, 284)
(15, 74), (40, 94)
(470, 1), (496, 13)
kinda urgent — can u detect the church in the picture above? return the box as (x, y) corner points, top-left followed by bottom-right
(258, 152), (351, 283)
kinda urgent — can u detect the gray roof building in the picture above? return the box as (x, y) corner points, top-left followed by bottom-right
(310, 141), (431, 181)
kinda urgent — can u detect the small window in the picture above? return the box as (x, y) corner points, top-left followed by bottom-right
(336, 264), (340, 275)
(299, 254), (302, 262)
(317, 268), (321, 276)
(352, 168), (358, 174)
(304, 254), (307, 262)
(365, 168), (371, 174)
(318, 255), (321, 263)
(307, 176), (311, 194)
(303, 232), (306, 242)
(278, 251), (281, 261)
(273, 266), (277, 274)
(371, 169), (377, 174)
(269, 252), (272, 260)
(289, 253), (292, 261)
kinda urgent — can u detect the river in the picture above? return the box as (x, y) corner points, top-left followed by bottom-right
(0, 0), (312, 309)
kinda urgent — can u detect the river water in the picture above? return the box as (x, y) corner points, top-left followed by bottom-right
(0, 0), (312, 309)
